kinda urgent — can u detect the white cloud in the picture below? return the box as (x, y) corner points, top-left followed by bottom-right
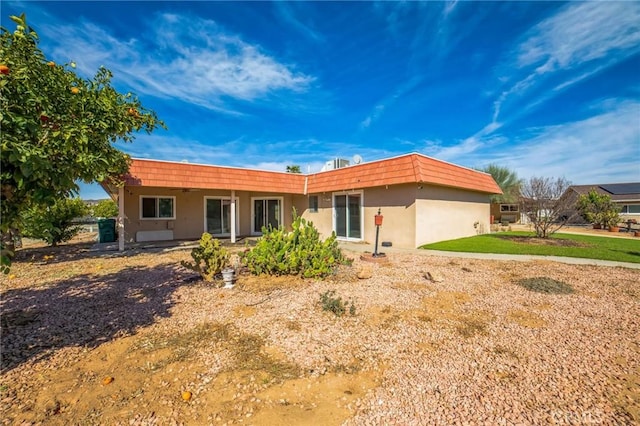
(492, 2), (640, 124)
(358, 75), (423, 130)
(433, 100), (640, 184)
(41, 13), (313, 113)
(360, 104), (385, 129)
(248, 161), (327, 174)
(119, 134), (392, 174)
(424, 134), (506, 163)
(517, 2), (640, 70)
(365, 2), (490, 132)
(501, 101), (640, 183)
(116, 134), (236, 165)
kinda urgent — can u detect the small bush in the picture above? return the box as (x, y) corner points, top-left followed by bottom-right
(515, 277), (575, 294)
(181, 233), (229, 282)
(21, 197), (88, 246)
(320, 290), (356, 317)
(241, 210), (348, 278)
(92, 199), (119, 218)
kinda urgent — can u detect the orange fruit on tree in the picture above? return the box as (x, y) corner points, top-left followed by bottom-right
(0, 65), (9, 75)
(71, 87), (80, 94)
(47, 61), (55, 67)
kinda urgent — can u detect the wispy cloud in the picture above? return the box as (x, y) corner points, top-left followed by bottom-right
(274, 2), (324, 43)
(492, 2), (640, 124)
(363, 2), (491, 131)
(40, 13), (313, 113)
(249, 161), (326, 174)
(442, 1), (459, 18)
(120, 135), (391, 173)
(424, 133), (506, 163)
(426, 100), (640, 184)
(516, 2), (640, 70)
(360, 104), (385, 129)
(117, 134), (237, 164)
(496, 100), (640, 184)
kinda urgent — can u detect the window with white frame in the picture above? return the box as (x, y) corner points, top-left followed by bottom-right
(500, 204), (519, 212)
(140, 196), (175, 219)
(621, 204), (640, 214)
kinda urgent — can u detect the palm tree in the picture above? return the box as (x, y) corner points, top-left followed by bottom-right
(480, 164), (522, 203)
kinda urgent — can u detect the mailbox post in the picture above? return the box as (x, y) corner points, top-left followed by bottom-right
(373, 208), (385, 257)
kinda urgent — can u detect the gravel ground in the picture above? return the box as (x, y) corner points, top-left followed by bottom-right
(1, 243), (639, 425)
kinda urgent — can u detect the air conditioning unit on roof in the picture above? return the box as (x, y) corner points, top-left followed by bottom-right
(321, 158), (350, 171)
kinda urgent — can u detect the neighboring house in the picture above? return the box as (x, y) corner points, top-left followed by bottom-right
(490, 202), (521, 224)
(101, 153), (501, 250)
(559, 182), (640, 223)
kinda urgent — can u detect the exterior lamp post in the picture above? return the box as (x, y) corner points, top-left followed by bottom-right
(373, 208), (385, 258)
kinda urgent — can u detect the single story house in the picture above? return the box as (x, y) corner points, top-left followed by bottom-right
(559, 182), (640, 223)
(101, 153), (501, 250)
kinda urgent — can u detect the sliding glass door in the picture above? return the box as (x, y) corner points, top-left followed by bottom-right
(205, 197), (236, 236)
(334, 192), (362, 239)
(252, 198), (282, 234)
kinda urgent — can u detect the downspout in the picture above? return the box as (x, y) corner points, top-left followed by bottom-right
(118, 186), (125, 252)
(230, 190), (236, 243)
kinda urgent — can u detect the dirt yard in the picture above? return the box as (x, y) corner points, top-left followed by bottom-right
(1, 237), (639, 425)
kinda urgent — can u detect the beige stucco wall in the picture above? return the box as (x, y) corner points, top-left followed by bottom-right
(415, 185), (491, 247)
(299, 193), (334, 238)
(122, 184), (492, 248)
(361, 185), (416, 248)
(298, 185), (417, 248)
(122, 186), (296, 242)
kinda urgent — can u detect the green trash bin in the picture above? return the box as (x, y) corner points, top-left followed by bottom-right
(98, 218), (116, 243)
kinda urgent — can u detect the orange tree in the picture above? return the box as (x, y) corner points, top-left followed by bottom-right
(0, 14), (165, 271)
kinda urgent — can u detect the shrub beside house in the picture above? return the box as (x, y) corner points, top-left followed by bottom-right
(560, 183), (640, 225)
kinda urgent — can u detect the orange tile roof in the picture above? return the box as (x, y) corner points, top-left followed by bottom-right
(306, 154), (501, 194)
(123, 153), (501, 195)
(125, 159), (305, 194)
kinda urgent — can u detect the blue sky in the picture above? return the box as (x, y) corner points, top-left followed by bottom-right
(3, 1), (639, 199)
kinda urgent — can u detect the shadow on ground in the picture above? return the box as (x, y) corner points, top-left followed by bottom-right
(1, 262), (183, 373)
(13, 237), (254, 267)
(614, 250), (640, 258)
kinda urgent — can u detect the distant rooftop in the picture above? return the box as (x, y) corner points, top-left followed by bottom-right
(569, 182), (640, 201)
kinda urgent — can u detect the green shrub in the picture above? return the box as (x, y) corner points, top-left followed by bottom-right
(92, 199), (119, 218)
(21, 197), (88, 246)
(181, 233), (229, 282)
(576, 189), (621, 228)
(241, 211), (348, 278)
(320, 290), (356, 317)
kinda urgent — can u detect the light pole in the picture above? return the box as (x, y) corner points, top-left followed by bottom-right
(373, 208), (385, 258)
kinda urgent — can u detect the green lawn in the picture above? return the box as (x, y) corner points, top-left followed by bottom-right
(420, 231), (640, 263)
